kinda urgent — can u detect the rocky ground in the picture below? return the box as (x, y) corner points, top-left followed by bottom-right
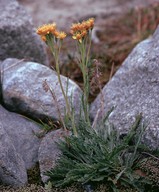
(1, 0), (159, 191)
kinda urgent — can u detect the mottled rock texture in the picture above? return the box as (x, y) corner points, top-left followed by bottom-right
(0, 105), (41, 169)
(38, 129), (70, 183)
(0, 0), (48, 65)
(0, 119), (28, 187)
(1, 58), (82, 122)
(90, 25), (159, 149)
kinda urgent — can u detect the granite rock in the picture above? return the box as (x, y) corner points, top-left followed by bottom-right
(38, 129), (70, 183)
(0, 120), (27, 187)
(0, 105), (41, 169)
(1, 58), (82, 122)
(0, 0), (49, 65)
(90, 25), (159, 149)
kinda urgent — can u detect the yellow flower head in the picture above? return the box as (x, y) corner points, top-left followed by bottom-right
(73, 33), (82, 43)
(81, 30), (87, 37)
(57, 31), (67, 39)
(70, 18), (95, 41)
(36, 23), (56, 36)
(41, 35), (46, 42)
(70, 23), (81, 33)
(53, 30), (60, 38)
(80, 22), (87, 30)
(87, 18), (95, 29)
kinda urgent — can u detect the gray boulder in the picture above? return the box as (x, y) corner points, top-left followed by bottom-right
(0, 120), (27, 187)
(38, 129), (70, 183)
(1, 58), (82, 122)
(0, 0), (48, 65)
(0, 61), (2, 102)
(90, 25), (159, 149)
(0, 105), (41, 169)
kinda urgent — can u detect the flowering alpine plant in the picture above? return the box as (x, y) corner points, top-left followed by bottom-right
(36, 18), (95, 135)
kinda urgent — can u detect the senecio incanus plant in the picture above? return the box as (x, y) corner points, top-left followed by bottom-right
(70, 18), (94, 125)
(36, 18), (95, 135)
(36, 19), (157, 192)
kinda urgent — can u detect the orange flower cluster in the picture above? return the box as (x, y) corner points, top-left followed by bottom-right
(36, 23), (56, 36)
(36, 23), (67, 41)
(70, 18), (95, 43)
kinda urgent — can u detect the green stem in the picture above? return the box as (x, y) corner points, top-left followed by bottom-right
(86, 30), (92, 67)
(56, 44), (72, 116)
(78, 40), (90, 125)
(49, 38), (78, 136)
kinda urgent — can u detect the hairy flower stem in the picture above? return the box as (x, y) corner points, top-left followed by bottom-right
(78, 39), (90, 125)
(47, 83), (67, 131)
(49, 40), (77, 136)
